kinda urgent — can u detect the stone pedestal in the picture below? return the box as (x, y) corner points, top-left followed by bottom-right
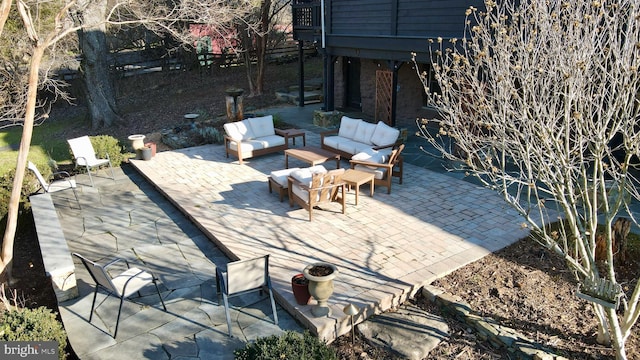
(225, 88), (244, 122)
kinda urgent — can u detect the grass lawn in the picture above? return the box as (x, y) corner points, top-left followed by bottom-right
(0, 116), (85, 175)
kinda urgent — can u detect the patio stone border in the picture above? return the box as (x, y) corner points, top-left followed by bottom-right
(422, 285), (568, 360)
(30, 193), (78, 302)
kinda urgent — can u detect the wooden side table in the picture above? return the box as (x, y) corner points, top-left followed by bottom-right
(276, 128), (306, 147)
(342, 169), (375, 205)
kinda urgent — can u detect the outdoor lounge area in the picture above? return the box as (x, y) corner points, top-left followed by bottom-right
(126, 130), (528, 342)
(42, 112), (529, 358)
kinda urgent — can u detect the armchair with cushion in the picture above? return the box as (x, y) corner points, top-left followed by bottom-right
(349, 144), (404, 194)
(288, 167), (346, 221)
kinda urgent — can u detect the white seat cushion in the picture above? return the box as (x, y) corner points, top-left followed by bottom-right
(246, 115), (275, 138)
(228, 139), (265, 152)
(253, 134), (286, 148)
(336, 139), (364, 155)
(338, 116), (362, 139)
(352, 121), (377, 145)
(290, 165), (328, 188)
(353, 165), (387, 180)
(323, 135), (347, 149)
(370, 121), (400, 147)
(270, 168), (300, 188)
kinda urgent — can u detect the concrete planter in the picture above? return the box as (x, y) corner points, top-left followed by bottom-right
(303, 262), (338, 317)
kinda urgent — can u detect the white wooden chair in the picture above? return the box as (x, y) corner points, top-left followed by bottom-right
(67, 136), (115, 187)
(27, 161), (81, 208)
(349, 144), (405, 194)
(215, 255), (278, 337)
(288, 168), (346, 221)
(73, 253), (166, 338)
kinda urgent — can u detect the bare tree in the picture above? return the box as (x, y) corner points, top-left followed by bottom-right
(239, 0), (291, 96)
(416, 1), (640, 358)
(0, 0), (257, 282)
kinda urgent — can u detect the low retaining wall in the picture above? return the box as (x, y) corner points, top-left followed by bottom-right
(422, 285), (568, 360)
(30, 193), (78, 302)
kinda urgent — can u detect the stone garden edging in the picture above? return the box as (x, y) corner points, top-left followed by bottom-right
(422, 285), (569, 360)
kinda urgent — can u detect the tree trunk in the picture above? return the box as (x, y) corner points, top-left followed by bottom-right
(606, 307), (628, 360)
(77, 0), (121, 129)
(239, 21), (256, 95)
(1, 44), (45, 284)
(254, 0), (271, 95)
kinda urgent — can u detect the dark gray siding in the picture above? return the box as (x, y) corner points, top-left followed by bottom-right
(331, 0), (392, 36)
(397, 1), (475, 37)
(329, 0), (479, 38)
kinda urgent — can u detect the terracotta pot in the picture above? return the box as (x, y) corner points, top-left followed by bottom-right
(303, 262), (338, 317)
(291, 273), (311, 305)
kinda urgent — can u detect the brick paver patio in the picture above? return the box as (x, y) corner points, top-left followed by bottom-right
(129, 131), (528, 342)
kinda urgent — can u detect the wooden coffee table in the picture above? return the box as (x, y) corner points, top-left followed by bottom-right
(284, 146), (341, 169)
(342, 169), (375, 205)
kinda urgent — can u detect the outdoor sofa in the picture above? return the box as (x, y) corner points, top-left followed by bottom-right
(320, 116), (401, 159)
(223, 115), (287, 164)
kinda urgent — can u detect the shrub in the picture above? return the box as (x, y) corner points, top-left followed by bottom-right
(0, 168), (39, 221)
(197, 127), (224, 144)
(88, 135), (125, 167)
(0, 307), (68, 360)
(271, 114), (285, 128)
(234, 330), (337, 360)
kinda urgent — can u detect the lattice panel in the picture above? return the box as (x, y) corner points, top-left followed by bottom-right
(375, 70), (393, 125)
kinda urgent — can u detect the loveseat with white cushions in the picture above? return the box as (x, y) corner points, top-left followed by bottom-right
(320, 116), (401, 159)
(223, 115), (287, 164)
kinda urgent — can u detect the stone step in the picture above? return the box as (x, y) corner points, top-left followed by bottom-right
(357, 303), (449, 360)
(275, 90), (323, 105)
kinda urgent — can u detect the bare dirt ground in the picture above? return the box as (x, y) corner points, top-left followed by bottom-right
(10, 58), (640, 359)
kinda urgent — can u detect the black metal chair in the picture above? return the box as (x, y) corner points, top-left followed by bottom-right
(73, 253), (166, 338)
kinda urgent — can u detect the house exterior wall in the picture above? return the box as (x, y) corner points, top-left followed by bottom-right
(334, 58), (439, 128)
(293, 0), (477, 126)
